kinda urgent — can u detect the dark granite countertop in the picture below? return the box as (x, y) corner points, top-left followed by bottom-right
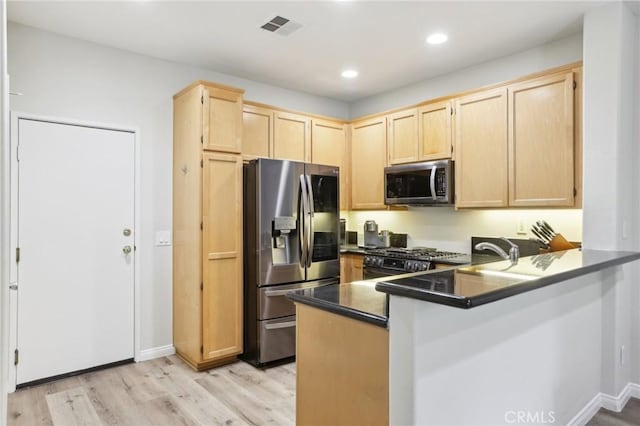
(376, 249), (640, 309)
(340, 245), (367, 254)
(288, 280), (388, 327)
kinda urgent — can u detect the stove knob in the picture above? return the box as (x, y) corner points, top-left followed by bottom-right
(377, 257), (384, 267)
(421, 263), (429, 271)
(364, 256), (371, 266)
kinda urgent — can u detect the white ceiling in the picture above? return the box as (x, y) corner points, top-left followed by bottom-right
(8, 1), (606, 102)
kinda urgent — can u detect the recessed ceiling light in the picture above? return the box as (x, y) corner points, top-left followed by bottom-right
(426, 33), (448, 45)
(341, 69), (358, 78)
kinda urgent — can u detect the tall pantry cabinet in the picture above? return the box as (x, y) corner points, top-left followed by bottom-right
(173, 81), (244, 370)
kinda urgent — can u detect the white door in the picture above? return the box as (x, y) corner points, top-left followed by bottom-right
(16, 118), (135, 385)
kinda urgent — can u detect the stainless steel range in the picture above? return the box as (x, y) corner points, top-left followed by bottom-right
(363, 247), (467, 279)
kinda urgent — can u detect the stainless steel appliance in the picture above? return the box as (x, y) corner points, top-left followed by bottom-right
(384, 159), (454, 205)
(363, 247), (467, 279)
(243, 158), (340, 366)
(364, 220), (391, 248)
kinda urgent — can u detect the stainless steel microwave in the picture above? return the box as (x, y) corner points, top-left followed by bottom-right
(384, 160), (454, 205)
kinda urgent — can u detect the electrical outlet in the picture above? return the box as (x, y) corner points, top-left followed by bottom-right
(155, 231), (172, 247)
(517, 219), (527, 235)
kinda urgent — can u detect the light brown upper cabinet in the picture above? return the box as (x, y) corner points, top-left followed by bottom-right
(388, 108), (419, 164)
(508, 72), (575, 207)
(418, 100), (452, 161)
(454, 88), (509, 208)
(573, 67), (583, 208)
(273, 111), (311, 162)
(351, 116), (387, 210)
(203, 84), (243, 153)
(311, 119), (350, 210)
(242, 104), (272, 160)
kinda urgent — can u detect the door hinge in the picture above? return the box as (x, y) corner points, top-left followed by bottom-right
(16, 144), (20, 162)
(574, 188), (577, 197)
(200, 135), (203, 144)
(14, 349), (19, 366)
(200, 282), (203, 291)
(200, 345), (203, 354)
(451, 145), (454, 154)
(200, 222), (203, 231)
(451, 107), (454, 115)
(201, 95), (204, 104)
(15, 247), (20, 263)
(200, 159), (203, 168)
(573, 80), (577, 90)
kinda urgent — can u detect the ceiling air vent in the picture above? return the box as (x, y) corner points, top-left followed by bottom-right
(260, 16), (302, 36)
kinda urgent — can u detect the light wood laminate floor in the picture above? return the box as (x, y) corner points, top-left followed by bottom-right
(7, 355), (295, 426)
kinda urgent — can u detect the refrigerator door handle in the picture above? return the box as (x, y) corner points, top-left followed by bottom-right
(299, 174), (309, 268)
(305, 174), (315, 268)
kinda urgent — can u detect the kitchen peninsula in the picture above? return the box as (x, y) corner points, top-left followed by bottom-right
(289, 249), (640, 425)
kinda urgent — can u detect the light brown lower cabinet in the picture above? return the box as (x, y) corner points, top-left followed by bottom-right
(295, 303), (389, 426)
(340, 253), (364, 283)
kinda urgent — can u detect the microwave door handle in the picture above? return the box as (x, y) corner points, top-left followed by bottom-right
(430, 166), (437, 201)
(298, 174), (309, 268)
(305, 174), (315, 268)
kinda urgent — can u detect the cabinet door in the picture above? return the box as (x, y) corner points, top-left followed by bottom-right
(351, 117), (387, 210)
(311, 119), (349, 210)
(202, 153), (243, 361)
(418, 100), (452, 161)
(242, 104), (272, 160)
(273, 111), (310, 162)
(388, 108), (419, 165)
(203, 87), (243, 153)
(340, 254), (364, 283)
(508, 72), (574, 207)
(454, 88), (508, 208)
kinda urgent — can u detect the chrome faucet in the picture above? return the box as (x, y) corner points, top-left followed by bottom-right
(474, 238), (520, 264)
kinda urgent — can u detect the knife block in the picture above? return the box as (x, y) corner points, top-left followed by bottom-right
(548, 233), (576, 252)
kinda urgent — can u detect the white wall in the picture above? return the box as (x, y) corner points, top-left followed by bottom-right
(582, 1), (639, 397)
(348, 208), (582, 254)
(633, 13), (640, 387)
(1, 2), (9, 425)
(6, 22), (349, 353)
(350, 33), (583, 119)
(389, 271), (605, 426)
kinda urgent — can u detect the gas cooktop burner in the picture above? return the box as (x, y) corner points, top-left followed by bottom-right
(365, 247), (466, 261)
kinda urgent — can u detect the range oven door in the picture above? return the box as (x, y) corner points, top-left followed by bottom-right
(363, 266), (408, 280)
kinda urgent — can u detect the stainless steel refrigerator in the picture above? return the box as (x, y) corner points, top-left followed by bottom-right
(243, 158), (340, 366)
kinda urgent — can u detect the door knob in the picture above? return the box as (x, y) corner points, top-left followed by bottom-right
(123, 228), (132, 237)
(122, 245), (132, 255)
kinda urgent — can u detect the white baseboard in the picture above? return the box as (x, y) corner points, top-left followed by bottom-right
(136, 344), (175, 362)
(568, 382), (640, 426)
(568, 393), (603, 426)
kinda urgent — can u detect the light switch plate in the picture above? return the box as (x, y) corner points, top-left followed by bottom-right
(155, 230), (171, 247)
